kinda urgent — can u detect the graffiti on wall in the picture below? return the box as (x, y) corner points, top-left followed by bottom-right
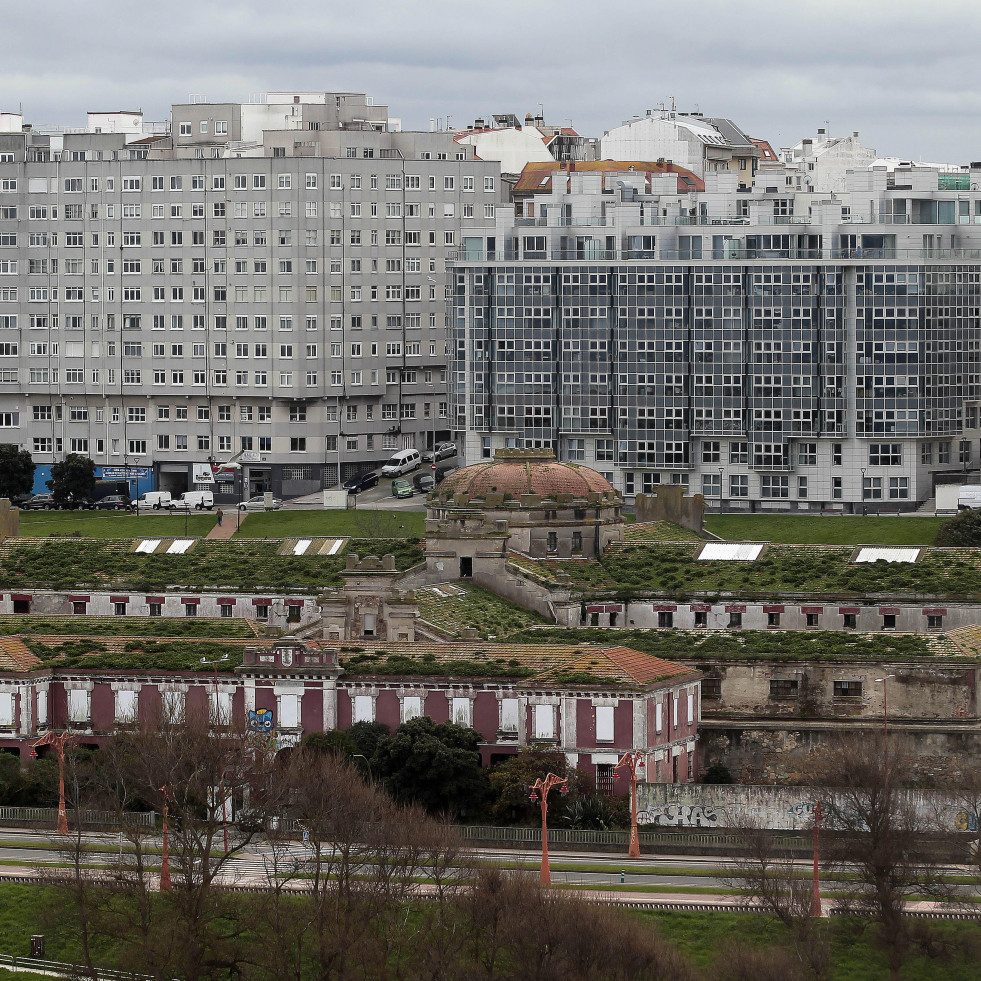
(247, 708), (274, 733)
(638, 804), (722, 828)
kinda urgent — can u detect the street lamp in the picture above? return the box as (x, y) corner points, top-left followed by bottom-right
(718, 467), (725, 512)
(528, 772), (569, 885)
(874, 674), (896, 799)
(159, 784), (172, 891)
(352, 753), (372, 779)
(860, 467), (867, 516)
(614, 751), (646, 858)
(30, 730), (77, 835)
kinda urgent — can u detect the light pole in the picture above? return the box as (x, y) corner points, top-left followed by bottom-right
(874, 674), (896, 800)
(529, 772), (569, 884)
(30, 730), (77, 835)
(352, 753), (372, 780)
(811, 799), (824, 917)
(159, 784), (172, 891)
(860, 467), (867, 516)
(718, 466), (725, 513)
(614, 751), (646, 858)
(201, 654), (231, 854)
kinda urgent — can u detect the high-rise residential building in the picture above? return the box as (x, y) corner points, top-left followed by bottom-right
(449, 161), (981, 511)
(0, 92), (503, 500)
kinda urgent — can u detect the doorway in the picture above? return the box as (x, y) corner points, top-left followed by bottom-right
(460, 557), (473, 578)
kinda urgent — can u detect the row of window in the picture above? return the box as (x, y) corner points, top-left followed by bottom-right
(654, 610), (940, 630)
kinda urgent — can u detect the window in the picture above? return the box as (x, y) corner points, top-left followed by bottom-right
(728, 610), (742, 627)
(805, 612), (820, 627)
(595, 705), (614, 743)
(834, 680), (862, 698)
(927, 614), (943, 629)
(769, 679), (799, 699)
(657, 611), (674, 628)
(882, 613), (897, 630)
(353, 695), (375, 724)
(869, 443), (902, 466)
(533, 704), (555, 740)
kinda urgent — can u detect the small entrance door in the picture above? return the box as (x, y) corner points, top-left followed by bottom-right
(460, 557), (473, 578)
(12, 599), (30, 614)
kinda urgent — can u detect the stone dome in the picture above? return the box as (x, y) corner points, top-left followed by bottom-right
(434, 448), (619, 504)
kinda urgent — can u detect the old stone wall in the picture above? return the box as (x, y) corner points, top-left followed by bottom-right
(0, 500), (18, 539)
(636, 782), (970, 832)
(634, 486), (704, 532)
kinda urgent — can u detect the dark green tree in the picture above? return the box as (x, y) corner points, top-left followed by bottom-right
(371, 717), (489, 818)
(0, 445), (35, 500)
(934, 508), (981, 547)
(347, 720), (391, 760)
(302, 729), (356, 758)
(47, 454), (96, 507)
(488, 746), (576, 826)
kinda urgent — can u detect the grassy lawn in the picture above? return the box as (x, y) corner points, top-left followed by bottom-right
(237, 508), (425, 539)
(17, 510), (216, 539)
(705, 514), (946, 546)
(645, 910), (981, 980)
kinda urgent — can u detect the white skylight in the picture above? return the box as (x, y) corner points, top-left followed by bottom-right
(293, 539), (312, 555)
(854, 547), (920, 564)
(166, 539), (195, 554)
(135, 539), (160, 554)
(697, 542), (765, 562)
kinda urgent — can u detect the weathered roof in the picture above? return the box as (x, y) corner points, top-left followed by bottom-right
(513, 160), (705, 196)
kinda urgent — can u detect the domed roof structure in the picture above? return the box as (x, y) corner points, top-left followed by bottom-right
(433, 448), (619, 504)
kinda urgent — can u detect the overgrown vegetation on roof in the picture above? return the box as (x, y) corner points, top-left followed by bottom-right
(508, 628), (949, 662)
(416, 583), (548, 639)
(0, 615), (258, 638)
(535, 543), (981, 598)
(24, 638), (246, 672)
(622, 521), (704, 543)
(340, 650), (536, 679)
(0, 537), (423, 592)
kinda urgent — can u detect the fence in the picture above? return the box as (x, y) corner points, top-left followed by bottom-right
(457, 824), (810, 855)
(0, 806), (154, 829)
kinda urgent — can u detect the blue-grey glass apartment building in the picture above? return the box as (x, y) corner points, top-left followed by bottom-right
(0, 95), (503, 499)
(449, 164), (981, 510)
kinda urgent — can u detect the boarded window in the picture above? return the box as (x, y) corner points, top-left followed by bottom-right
(162, 690), (185, 724)
(655, 702), (663, 733)
(68, 689), (89, 723)
(595, 705), (615, 743)
(499, 698), (519, 733)
(403, 695), (423, 722)
(115, 689), (137, 722)
(452, 697), (472, 727)
(687, 690), (695, 723)
(36, 690), (47, 726)
(534, 704), (555, 739)
(280, 694), (300, 729)
(209, 691), (232, 725)
(353, 694), (374, 723)
(0, 693), (13, 726)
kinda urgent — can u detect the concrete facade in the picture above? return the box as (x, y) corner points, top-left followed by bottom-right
(449, 164), (981, 510)
(0, 92), (504, 500)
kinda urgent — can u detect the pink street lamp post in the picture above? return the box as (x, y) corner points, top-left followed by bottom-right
(159, 784), (172, 891)
(30, 730), (77, 835)
(529, 773), (569, 885)
(614, 751), (646, 859)
(811, 800), (824, 917)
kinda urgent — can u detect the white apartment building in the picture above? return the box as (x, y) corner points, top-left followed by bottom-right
(0, 93), (504, 500)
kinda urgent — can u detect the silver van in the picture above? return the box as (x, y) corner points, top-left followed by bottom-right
(380, 448), (421, 477)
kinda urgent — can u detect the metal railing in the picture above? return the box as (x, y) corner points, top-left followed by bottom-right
(449, 248), (981, 264)
(0, 806), (154, 828)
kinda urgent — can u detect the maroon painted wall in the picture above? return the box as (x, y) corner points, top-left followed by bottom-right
(185, 686), (208, 727)
(139, 686), (161, 725)
(336, 690), (352, 730)
(375, 690), (400, 729)
(472, 692), (498, 741)
(300, 688), (323, 733)
(91, 683), (114, 733)
(425, 691), (449, 723)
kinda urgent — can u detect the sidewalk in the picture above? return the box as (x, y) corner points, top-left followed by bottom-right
(205, 514), (237, 540)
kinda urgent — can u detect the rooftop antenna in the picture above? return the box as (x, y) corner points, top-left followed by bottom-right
(670, 96), (677, 113)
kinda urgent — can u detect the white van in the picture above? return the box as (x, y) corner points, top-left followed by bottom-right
(167, 490), (215, 511)
(131, 491), (172, 511)
(380, 448), (421, 477)
(957, 485), (981, 510)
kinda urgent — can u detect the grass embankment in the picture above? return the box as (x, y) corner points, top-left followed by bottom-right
(18, 510), (216, 539)
(24, 638), (248, 672)
(705, 514), (945, 546)
(0, 537), (424, 592)
(238, 509), (426, 539)
(0, 615), (257, 638)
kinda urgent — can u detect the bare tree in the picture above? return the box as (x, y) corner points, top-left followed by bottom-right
(722, 819), (830, 980)
(807, 734), (946, 980)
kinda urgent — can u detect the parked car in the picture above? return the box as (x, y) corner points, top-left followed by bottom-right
(167, 490), (215, 511)
(391, 478), (414, 499)
(62, 496), (94, 510)
(238, 495), (283, 511)
(412, 473), (436, 493)
(93, 494), (131, 511)
(131, 491), (173, 511)
(422, 442), (457, 463)
(20, 493), (56, 510)
(380, 448), (421, 477)
(343, 471), (379, 494)
(435, 466), (458, 484)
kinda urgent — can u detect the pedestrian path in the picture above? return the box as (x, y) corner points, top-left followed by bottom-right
(205, 513), (236, 539)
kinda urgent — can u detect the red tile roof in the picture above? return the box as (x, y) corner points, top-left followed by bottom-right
(513, 160), (705, 196)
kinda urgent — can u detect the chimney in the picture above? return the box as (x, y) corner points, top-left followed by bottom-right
(817, 128), (826, 136)
(293, 96), (300, 104)
(853, 131), (859, 138)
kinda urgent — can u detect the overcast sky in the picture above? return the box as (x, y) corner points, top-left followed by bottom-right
(4, 0), (981, 163)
